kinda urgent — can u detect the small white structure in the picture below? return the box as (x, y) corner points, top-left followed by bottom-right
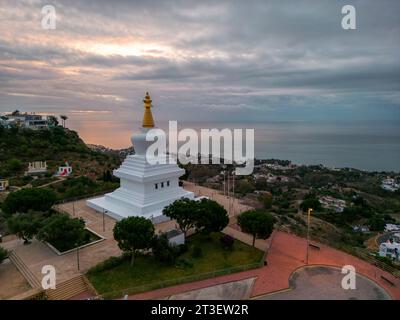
(55, 162), (73, 177)
(379, 241), (400, 261)
(0, 179), (9, 191)
(87, 93), (194, 223)
(381, 177), (400, 192)
(26, 161), (47, 174)
(165, 229), (185, 246)
(385, 224), (400, 232)
(352, 225), (370, 233)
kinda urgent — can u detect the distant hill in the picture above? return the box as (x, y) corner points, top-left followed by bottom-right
(0, 126), (120, 178)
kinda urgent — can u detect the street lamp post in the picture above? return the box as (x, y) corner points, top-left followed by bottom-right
(103, 209), (108, 232)
(306, 208), (313, 265)
(76, 245), (80, 271)
(232, 170), (235, 216)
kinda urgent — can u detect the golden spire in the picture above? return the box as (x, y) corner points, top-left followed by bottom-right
(142, 91), (155, 128)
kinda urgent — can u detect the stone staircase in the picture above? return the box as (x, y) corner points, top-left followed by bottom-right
(46, 275), (95, 300)
(8, 250), (41, 288)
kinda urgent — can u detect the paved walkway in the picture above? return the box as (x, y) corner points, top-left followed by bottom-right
(2, 199), (177, 284)
(183, 181), (253, 218)
(0, 259), (31, 299)
(127, 231), (400, 300)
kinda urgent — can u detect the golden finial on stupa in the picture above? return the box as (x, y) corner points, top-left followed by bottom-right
(142, 91), (155, 128)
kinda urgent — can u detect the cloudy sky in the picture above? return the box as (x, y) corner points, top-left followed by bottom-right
(0, 0), (399, 128)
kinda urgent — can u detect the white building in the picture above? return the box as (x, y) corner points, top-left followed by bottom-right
(0, 179), (9, 191)
(381, 177), (400, 192)
(379, 241), (400, 261)
(1, 111), (55, 129)
(55, 162), (73, 177)
(385, 224), (400, 232)
(165, 229), (185, 246)
(87, 93), (194, 223)
(26, 161), (47, 174)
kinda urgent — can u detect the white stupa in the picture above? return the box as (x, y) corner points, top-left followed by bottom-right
(87, 92), (194, 223)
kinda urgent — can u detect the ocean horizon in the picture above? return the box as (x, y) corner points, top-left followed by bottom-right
(69, 119), (400, 173)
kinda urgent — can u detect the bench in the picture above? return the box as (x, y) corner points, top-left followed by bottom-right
(381, 275), (395, 287)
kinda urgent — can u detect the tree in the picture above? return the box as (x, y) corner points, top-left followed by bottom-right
(300, 197), (321, 212)
(163, 198), (199, 238)
(0, 247), (8, 264)
(7, 158), (23, 175)
(258, 193), (273, 209)
(7, 212), (43, 244)
(47, 115), (59, 127)
(342, 206), (359, 222)
(235, 180), (256, 195)
(238, 210), (275, 246)
(113, 216), (154, 266)
(102, 170), (113, 182)
(60, 115), (68, 128)
(36, 213), (86, 252)
(368, 216), (386, 232)
(196, 199), (229, 235)
(2, 188), (57, 215)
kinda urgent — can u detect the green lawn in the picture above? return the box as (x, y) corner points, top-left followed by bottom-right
(87, 232), (263, 298)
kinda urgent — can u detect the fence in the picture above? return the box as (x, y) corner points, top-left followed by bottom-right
(336, 244), (400, 278)
(308, 232), (400, 279)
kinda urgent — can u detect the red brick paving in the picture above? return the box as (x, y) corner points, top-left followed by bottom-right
(68, 291), (94, 300)
(127, 231), (400, 300)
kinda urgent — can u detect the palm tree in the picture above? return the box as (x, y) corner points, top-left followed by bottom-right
(60, 115), (68, 128)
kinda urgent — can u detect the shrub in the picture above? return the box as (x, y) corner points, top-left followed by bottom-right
(152, 234), (181, 265)
(88, 256), (125, 274)
(176, 258), (194, 269)
(192, 245), (203, 258)
(220, 234), (235, 250)
(177, 243), (188, 254)
(0, 246), (8, 263)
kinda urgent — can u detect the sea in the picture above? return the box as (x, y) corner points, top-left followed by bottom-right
(69, 119), (400, 173)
